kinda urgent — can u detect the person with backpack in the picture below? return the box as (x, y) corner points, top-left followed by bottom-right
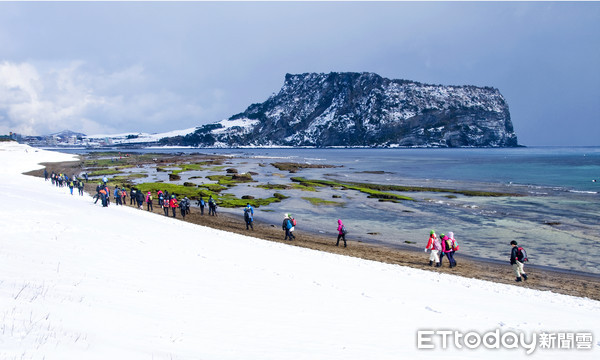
(184, 196), (191, 215)
(440, 233), (458, 268)
(208, 196), (217, 216)
(99, 186), (108, 207)
(282, 213), (295, 240)
(288, 214), (297, 239)
(448, 232), (459, 266)
(130, 188), (137, 205)
(136, 189), (145, 209)
(77, 179), (85, 196)
(510, 240), (528, 282)
(180, 196), (190, 219)
(336, 219), (347, 247)
(197, 196), (205, 215)
(163, 194), (170, 216)
(115, 186), (122, 206)
(425, 230), (441, 267)
(170, 195), (178, 217)
(157, 190), (164, 208)
(146, 191), (153, 211)
(105, 185), (111, 205)
(121, 187), (127, 204)
(244, 203), (254, 230)
(68, 180), (74, 195)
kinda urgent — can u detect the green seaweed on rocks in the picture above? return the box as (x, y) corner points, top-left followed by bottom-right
(171, 163), (211, 175)
(206, 173), (255, 186)
(257, 183), (290, 190)
(199, 183), (228, 192)
(217, 193), (289, 208)
(291, 177), (521, 199)
(301, 197), (344, 206)
(291, 177), (414, 201)
(88, 169), (122, 177)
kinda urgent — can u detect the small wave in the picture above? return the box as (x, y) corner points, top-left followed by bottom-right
(569, 190), (599, 195)
(249, 155), (297, 160)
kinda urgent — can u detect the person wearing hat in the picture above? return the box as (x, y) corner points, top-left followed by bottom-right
(510, 240), (528, 282)
(146, 191), (153, 211)
(440, 234), (457, 268)
(169, 194), (178, 217)
(425, 230), (441, 267)
(282, 213), (295, 240)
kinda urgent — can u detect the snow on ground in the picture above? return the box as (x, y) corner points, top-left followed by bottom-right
(0, 142), (599, 359)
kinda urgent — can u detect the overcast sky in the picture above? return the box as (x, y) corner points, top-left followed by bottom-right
(0, 1), (598, 146)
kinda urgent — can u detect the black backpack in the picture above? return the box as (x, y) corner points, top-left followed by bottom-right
(517, 247), (529, 262)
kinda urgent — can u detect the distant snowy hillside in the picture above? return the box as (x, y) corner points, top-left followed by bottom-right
(84, 127), (198, 146)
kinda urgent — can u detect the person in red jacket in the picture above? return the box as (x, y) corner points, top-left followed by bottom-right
(169, 195), (178, 217)
(425, 230), (441, 267)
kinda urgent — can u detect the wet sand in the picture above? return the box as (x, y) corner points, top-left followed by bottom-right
(29, 159), (600, 301)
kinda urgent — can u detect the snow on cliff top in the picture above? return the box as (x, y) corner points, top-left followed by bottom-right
(0, 142), (598, 359)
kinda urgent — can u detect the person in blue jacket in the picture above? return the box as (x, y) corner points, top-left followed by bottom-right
(282, 213), (295, 240)
(196, 196), (205, 215)
(244, 203), (254, 230)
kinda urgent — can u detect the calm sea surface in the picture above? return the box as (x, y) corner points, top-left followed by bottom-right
(53, 146), (600, 275)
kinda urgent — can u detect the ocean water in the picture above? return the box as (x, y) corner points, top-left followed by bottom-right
(57, 146), (600, 275)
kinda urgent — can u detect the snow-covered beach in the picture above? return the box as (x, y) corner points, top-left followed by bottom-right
(0, 142), (599, 359)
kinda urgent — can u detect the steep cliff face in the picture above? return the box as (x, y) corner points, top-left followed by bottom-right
(176, 72), (519, 147)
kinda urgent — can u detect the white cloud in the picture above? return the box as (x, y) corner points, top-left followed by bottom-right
(0, 61), (208, 136)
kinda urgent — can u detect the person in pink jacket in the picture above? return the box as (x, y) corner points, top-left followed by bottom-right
(440, 232), (458, 268)
(145, 191), (153, 212)
(425, 230), (441, 267)
(336, 219), (347, 247)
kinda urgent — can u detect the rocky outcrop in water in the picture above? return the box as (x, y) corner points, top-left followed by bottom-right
(164, 72), (519, 147)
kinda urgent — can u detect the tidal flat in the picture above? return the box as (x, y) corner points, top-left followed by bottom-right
(80, 151), (520, 210)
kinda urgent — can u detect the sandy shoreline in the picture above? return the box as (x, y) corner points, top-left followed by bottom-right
(29, 159), (600, 301)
